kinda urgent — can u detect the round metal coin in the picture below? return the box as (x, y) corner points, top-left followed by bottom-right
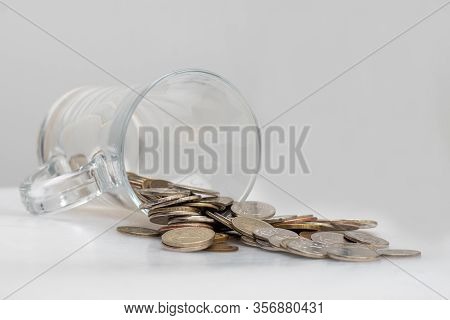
(264, 215), (298, 224)
(311, 232), (350, 245)
(213, 233), (229, 243)
(206, 244), (239, 252)
(285, 238), (328, 258)
(376, 249), (421, 257)
(162, 243), (211, 252)
(200, 197), (234, 207)
(299, 231), (315, 240)
(159, 223), (213, 232)
(240, 235), (259, 247)
(231, 216), (273, 238)
(168, 216), (215, 224)
(344, 231), (389, 248)
(231, 201), (276, 220)
(327, 244), (380, 261)
(116, 226), (160, 237)
(253, 227), (279, 241)
(161, 227), (215, 248)
(266, 229), (299, 248)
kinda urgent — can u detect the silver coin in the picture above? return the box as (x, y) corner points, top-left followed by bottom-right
(149, 210), (202, 218)
(311, 232), (351, 245)
(149, 214), (170, 225)
(148, 195), (202, 210)
(143, 179), (171, 188)
(186, 202), (221, 211)
(204, 210), (233, 229)
(149, 211), (201, 224)
(199, 196), (234, 207)
(344, 231), (389, 248)
(138, 188), (191, 197)
(327, 244), (380, 261)
(141, 193), (186, 208)
(256, 227), (297, 242)
(231, 201), (276, 220)
(255, 239), (286, 252)
(376, 249), (421, 257)
(168, 216), (215, 225)
(253, 227), (279, 241)
(254, 238), (271, 247)
(221, 209), (234, 218)
(285, 238), (328, 258)
(264, 215), (298, 224)
(231, 216), (273, 238)
(148, 206), (201, 214)
(172, 183), (219, 196)
(240, 235), (259, 247)
(267, 229), (299, 248)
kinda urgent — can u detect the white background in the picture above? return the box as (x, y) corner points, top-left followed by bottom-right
(0, 0), (450, 300)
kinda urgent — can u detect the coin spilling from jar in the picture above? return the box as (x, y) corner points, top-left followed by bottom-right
(116, 172), (421, 261)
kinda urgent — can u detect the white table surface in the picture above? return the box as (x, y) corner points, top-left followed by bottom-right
(0, 181), (449, 300)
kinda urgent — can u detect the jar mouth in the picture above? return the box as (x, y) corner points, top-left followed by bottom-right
(119, 69), (261, 210)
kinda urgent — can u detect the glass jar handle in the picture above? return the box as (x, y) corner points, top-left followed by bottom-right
(19, 154), (110, 214)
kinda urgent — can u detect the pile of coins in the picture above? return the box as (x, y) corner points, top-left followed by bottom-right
(117, 173), (421, 261)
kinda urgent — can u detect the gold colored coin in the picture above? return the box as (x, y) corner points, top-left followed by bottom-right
(161, 227), (215, 248)
(162, 243), (211, 252)
(299, 231), (315, 240)
(186, 202), (221, 211)
(159, 223), (214, 232)
(213, 233), (229, 243)
(116, 226), (160, 237)
(273, 221), (335, 231)
(146, 195), (202, 210)
(148, 206), (201, 215)
(206, 244), (239, 252)
(168, 216), (215, 224)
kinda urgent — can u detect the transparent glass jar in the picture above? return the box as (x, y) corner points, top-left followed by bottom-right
(20, 70), (260, 214)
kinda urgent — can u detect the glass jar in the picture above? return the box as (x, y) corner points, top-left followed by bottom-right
(20, 70), (260, 215)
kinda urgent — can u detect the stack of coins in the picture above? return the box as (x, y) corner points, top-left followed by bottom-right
(117, 173), (421, 261)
